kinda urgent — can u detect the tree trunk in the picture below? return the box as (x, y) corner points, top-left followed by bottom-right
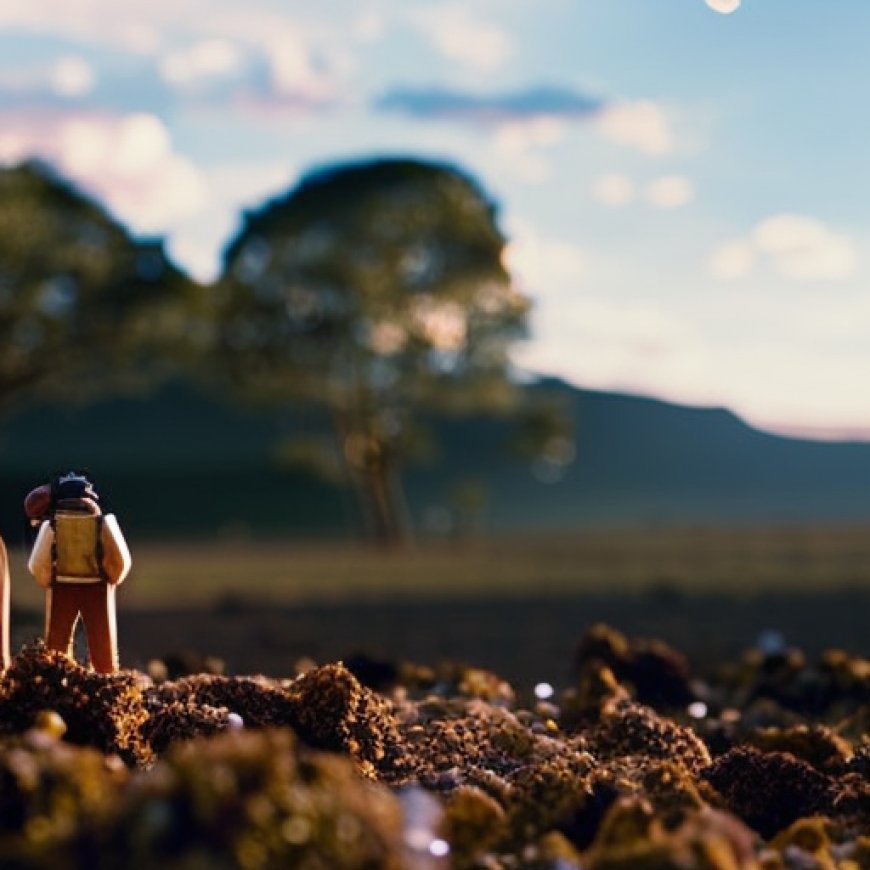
(359, 457), (411, 547)
(331, 410), (411, 546)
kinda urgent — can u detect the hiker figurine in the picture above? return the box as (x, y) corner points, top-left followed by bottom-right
(25, 472), (132, 673)
(0, 536), (8, 670)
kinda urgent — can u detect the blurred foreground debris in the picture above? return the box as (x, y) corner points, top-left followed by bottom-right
(0, 628), (869, 867)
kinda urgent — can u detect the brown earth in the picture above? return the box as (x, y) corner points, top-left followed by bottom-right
(1, 619), (870, 868)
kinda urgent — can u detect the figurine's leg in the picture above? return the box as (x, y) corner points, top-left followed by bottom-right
(81, 583), (118, 673)
(45, 586), (80, 658)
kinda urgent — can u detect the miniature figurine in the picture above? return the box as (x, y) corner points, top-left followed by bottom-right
(25, 472), (132, 673)
(0, 535), (8, 669)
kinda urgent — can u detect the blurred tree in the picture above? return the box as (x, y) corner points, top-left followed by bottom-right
(449, 478), (489, 540)
(216, 158), (530, 544)
(509, 390), (577, 485)
(0, 161), (194, 409)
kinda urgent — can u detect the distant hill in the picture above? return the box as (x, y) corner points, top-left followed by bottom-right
(419, 381), (870, 530)
(0, 379), (868, 541)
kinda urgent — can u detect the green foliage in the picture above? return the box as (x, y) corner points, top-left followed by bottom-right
(214, 157), (531, 542)
(0, 161), (192, 407)
(273, 435), (346, 485)
(218, 158), (527, 407)
(508, 391), (577, 485)
(509, 394), (575, 460)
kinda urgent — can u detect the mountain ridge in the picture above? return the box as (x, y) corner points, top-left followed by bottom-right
(0, 379), (866, 538)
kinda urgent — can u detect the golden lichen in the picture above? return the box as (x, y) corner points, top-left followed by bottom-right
(441, 785), (507, 863)
(0, 727), (406, 869)
(0, 730), (128, 866)
(122, 728), (405, 870)
(584, 798), (755, 870)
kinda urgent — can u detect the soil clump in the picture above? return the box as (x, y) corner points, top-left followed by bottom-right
(0, 624), (869, 868)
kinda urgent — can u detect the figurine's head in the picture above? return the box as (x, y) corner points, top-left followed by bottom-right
(51, 472), (101, 515)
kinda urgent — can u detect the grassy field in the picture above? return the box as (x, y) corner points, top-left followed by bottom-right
(10, 522), (870, 611)
(8, 522), (870, 684)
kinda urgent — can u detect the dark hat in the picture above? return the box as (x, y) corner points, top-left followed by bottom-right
(52, 472), (99, 505)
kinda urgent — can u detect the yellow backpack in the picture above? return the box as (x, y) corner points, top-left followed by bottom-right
(52, 513), (105, 582)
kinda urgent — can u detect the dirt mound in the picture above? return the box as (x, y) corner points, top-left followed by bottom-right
(0, 626), (870, 867)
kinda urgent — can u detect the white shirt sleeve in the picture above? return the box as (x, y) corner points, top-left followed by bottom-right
(28, 521), (54, 588)
(101, 514), (132, 585)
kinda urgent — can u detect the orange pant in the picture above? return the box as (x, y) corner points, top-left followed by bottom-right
(45, 582), (118, 673)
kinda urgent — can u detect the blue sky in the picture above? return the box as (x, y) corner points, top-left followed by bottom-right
(1, 0), (868, 437)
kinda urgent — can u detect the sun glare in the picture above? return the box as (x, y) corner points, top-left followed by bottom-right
(705, 0), (741, 13)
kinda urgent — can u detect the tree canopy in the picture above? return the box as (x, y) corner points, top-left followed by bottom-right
(216, 157), (531, 542)
(0, 161), (191, 408)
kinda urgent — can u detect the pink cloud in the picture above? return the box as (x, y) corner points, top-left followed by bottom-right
(0, 109), (206, 232)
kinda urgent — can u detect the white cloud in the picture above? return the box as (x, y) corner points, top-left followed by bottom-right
(503, 219), (587, 294)
(591, 173), (694, 210)
(711, 343), (870, 437)
(66, 116), (206, 232)
(0, 2), (352, 105)
(496, 151), (553, 184)
(167, 216), (240, 284)
(595, 100), (675, 156)
(512, 253), (870, 434)
(645, 174), (695, 209)
(408, 4), (513, 72)
(705, 0), (741, 14)
(514, 293), (714, 408)
(265, 35), (337, 101)
(49, 55), (96, 97)
(0, 111), (207, 233)
(753, 214), (856, 281)
(157, 8), (346, 105)
(205, 162), (297, 209)
(66, 114), (171, 176)
(168, 160), (298, 282)
(563, 300), (691, 352)
(159, 39), (244, 87)
(506, 215), (870, 435)
(592, 173), (635, 207)
(491, 116), (565, 183)
(0, 54), (96, 99)
(708, 239), (756, 281)
(0, 0), (169, 53)
(516, 277), (870, 436)
(353, 10), (385, 43)
(494, 116), (565, 151)
(711, 214), (857, 283)
(0, 131), (26, 161)
(118, 23), (162, 55)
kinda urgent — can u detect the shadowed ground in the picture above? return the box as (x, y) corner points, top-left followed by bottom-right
(8, 590), (865, 690)
(7, 527), (870, 688)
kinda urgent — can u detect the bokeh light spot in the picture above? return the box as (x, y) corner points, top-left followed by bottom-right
(705, 0), (741, 13)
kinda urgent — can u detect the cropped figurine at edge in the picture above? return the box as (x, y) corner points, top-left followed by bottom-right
(0, 533), (8, 670)
(24, 472), (132, 673)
